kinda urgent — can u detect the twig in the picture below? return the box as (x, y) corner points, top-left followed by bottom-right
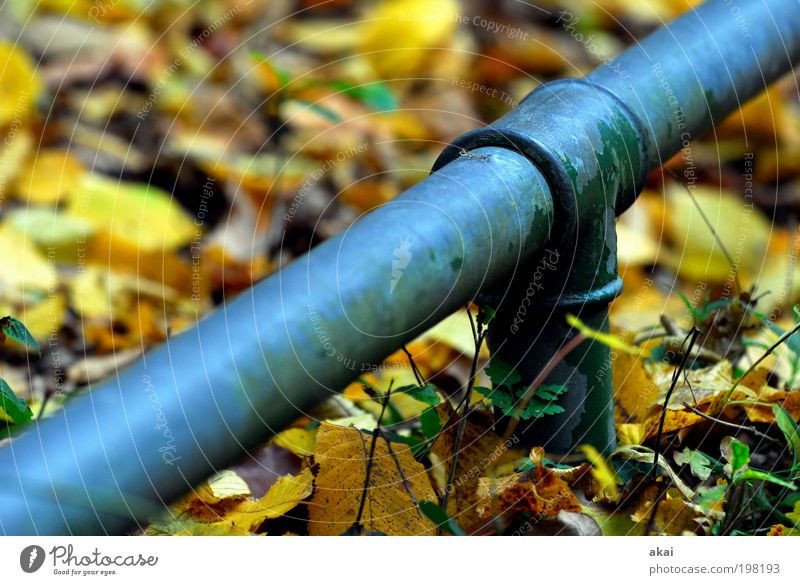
(353, 383), (393, 533)
(502, 333), (586, 442)
(441, 307), (486, 512)
(680, 401), (779, 443)
(402, 346), (426, 386)
(652, 327), (701, 479)
(380, 432), (420, 513)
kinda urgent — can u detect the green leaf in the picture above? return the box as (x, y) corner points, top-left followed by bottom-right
(475, 385), (515, 417)
(395, 383), (440, 406)
(677, 290), (699, 322)
(484, 358), (521, 391)
(697, 485), (727, 512)
(0, 378), (33, 425)
(327, 81), (398, 111)
(739, 469), (797, 490)
(773, 404), (800, 469)
(674, 448), (713, 480)
(721, 436), (750, 479)
(477, 380), (566, 421)
(518, 384), (567, 421)
(0, 316), (40, 353)
(418, 500), (464, 536)
(420, 407), (441, 441)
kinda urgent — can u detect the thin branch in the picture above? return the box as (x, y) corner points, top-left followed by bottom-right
(353, 383), (393, 533)
(680, 401), (778, 443)
(652, 328), (701, 479)
(380, 431), (421, 514)
(441, 310), (486, 513)
(402, 346), (425, 386)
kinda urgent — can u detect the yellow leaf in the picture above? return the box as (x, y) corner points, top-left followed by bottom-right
(579, 445), (619, 502)
(0, 128), (33, 200)
(567, 313), (644, 355)
(308, 422), (437, 535)
(6, 207), (94, 265)
(643, 409), (704, 441)
(418, 308), (490, 360)
(223, 468), (314, 532)
(358, 0), (459, 78)
(0, 225), (57, 302)
(17, 293), (66, 341)
(12, 149), (86, 205)
(198, 470), (251, 504)
(0, 42), (41, 127)
(164, 468), (314, 535)
(272, 427), (317, 457)
(617, 423), (645, 446)
(630, 490), (701, 535)
(613, 351), (658, 423)
(84, 232), (203, 299)
(66, 174), (199, 251)
(664, 183), (771, 282)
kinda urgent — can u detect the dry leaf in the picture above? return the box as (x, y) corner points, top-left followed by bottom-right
(308, 422), (436, 535)
(475, 465), (581, 523)
(430, 405), (509, 528)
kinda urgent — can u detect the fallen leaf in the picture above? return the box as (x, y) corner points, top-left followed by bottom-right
(475, 465), (582, 525)
(0, 41), (41, 126)
(272, 427), (317, 457)
(308, 422), (436, 535)
(66, 174), (198, 251)
(613, 351), (658, 423)
(430, 405), (510, 528)
(358, 0), (460, 79)
(12, 149), (85, 205)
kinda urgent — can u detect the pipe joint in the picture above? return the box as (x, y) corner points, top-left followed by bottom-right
(433, 78), (650, 238)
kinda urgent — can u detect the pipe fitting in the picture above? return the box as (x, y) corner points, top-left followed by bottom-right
(433, 78), (650, 231)
(433, 78), (652, 454)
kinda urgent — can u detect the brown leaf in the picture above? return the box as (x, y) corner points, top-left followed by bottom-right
(430, 405), (512, 529)
(475, 465), (582, 529)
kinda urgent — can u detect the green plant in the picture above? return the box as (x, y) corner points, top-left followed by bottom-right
(475, 357), (567, 421)
(0, 316), (39, 427)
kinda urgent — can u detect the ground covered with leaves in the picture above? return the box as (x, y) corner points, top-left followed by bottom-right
(2, 0), (800, 535)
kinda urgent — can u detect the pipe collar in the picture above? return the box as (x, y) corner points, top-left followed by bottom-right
(433, 78), (650, 241)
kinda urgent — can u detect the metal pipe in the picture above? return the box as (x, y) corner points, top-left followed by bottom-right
(1, 0), (799, 534)
(0, 148), (554, 534)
